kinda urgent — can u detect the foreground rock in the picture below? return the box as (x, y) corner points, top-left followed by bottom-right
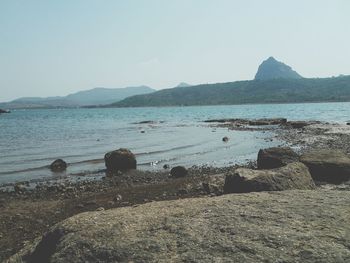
(50, 159), (67, 172)
(104, 148), (137, 172)
(224, 162), (315, 193)
(9, 190), (350, 262)
(300, 149), (350, 183)
(170, 166), (188, 178)
(257, 147), (299, 169)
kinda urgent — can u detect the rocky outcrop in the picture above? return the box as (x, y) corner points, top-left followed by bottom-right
(204, 118), (287, 126)
(170, 166), (188, 178)
(50, 159), (67, 172)
(257, 147), (299, 169)
(104, 148), (137, 172)
(300, 149), (350, 183)
(8, 190), (350, 263)
(254, 56), (302, 80)
(224, 162), (315, 193)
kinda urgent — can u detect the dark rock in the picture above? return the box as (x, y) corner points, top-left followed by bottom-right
(140, 130), (145, 133)
(50, 159), (67, 172)
(300, 149), (350, 184)
(104, 148), (137, 172)
(0, 109), (10, 114)
(248, 118), (287, 126)
(257, 147), (299, 169)
(285, 121), (310, 129)
(163, 164), (170, 169)
(222, 136), (229, 142)
(170, 166), (188, 178)
(346, 122), (350, 125)
(224, 162), (315, 194)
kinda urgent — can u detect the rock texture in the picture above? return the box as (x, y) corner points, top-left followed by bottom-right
(300, 149), (350, 183)
(8, 190), (350, 263)
(170, 166), (188, 178)
(257, 147), (299, 169)
(255, 57), (302, 80)
(104, 148), (136, 172)
(224, 162), (315, 193)
(50, 159), (67, 172)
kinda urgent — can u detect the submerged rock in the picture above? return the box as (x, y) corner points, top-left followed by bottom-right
(222, 136), (229, 142)
(50, 159), (67, 172)
(170, 166), (188, 178)
(9, 190), (350, 263)
(300, 149), (350, 183)
(104, 148), (137, 172)
(224, 162), (315, 193)
(257, 147), (299, 169)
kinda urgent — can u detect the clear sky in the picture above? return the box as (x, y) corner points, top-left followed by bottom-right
(1, 0), (349, 102)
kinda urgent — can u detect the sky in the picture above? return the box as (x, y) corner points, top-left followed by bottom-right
(0, 0), (349, 102)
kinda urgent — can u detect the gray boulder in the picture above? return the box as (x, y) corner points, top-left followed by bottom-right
(257, 147), (299, 169)
(224, 162), (315, 193)
(300, 149), (350, 183)
(8, 190), (350, 263)
(104, 148), (136, 172)
(50, 159), (67, 172)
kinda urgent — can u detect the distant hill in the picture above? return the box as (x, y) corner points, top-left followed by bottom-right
(255, 57), (302, 80)
(175, 82), (192, 88)
(109, 76), (350, 107)
(0, 86), (155, 109)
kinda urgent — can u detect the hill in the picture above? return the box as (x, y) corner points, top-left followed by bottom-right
(109, 76), (350, 107)
(0, 86), (155, 109)
(255, 57), (302, 80)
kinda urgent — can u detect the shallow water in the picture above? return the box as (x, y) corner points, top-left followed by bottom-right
(1, 102), (349, 184)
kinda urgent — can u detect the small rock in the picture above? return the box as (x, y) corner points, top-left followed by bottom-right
(96, 207), (105, 211)
(163, 164), (170, 169)
(50, 159), (67, 172)
(114, 194), (123, 202)
(170, 166), (188, 178)
(140, 130), (145, 133)
(222, 136), (229, 142)
(104, 148), (137, 172)
(14, 184), (26, 193)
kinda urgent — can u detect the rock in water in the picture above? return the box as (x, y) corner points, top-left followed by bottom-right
(170, 166), (188, 178)
(300, 149), (350, 183)
(257, 147), (299, 169)
(50, 159), (67, 172)
(104, 148), (136, 172)
(224, 162), (315, 193)
(254, 56), (302, 80)
(222, 136), (229, 142)
(8, 190), (350, 263)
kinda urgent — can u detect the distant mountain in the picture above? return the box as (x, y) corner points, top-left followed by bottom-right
(109, 76), (350, 107)
(255, 57), (302, 80)
(0, 86), (155, 109)
(175, 82), (192, 88)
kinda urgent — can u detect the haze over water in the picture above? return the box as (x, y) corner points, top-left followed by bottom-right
(1, 102), (350, 184)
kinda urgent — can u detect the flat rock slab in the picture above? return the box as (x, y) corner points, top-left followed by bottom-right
(300, 149), (350, 183)
(224, 162), (315, 193)
(8, 190), (350, 263)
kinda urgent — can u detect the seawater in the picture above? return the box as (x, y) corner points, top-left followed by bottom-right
(1, 102), (350, 184)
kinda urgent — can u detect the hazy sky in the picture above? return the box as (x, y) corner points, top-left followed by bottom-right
(1, 0), (349, 102)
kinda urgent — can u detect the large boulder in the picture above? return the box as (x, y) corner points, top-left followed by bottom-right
(104, 148), (137, 172)
(50, 159), (67, 172)
(224, 162), (315, 193)
(8, 190), (350, 263)
(300, 149), (350, 183)
(257, 147), (299, 169)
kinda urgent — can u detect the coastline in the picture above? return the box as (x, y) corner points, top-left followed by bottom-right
(1, 119), (350, 261)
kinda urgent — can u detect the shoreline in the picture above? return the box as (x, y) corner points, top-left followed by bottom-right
(1, 119), (350, 261)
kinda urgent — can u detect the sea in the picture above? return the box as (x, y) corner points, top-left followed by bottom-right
(1, 102), (350, 184)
